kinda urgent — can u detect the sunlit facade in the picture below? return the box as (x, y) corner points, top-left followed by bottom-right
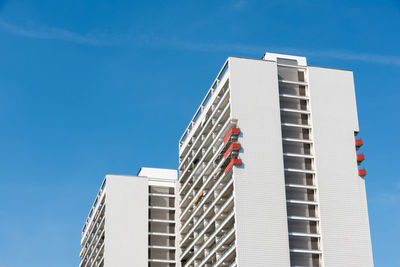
(79, 168), (178, 267)
(177, 52), (373, 267)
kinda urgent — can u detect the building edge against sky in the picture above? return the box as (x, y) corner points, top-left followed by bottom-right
(80, 51), (374, 267)
(79, 168), (178, 267)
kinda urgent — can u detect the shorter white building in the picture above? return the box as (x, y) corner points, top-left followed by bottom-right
(79, 167), (178, 267)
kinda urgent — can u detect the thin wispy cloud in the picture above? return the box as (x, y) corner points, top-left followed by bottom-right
(0, 19), (120, 46)
(307, 49), (400, 66)
(142, 37), (400, 66)
(141, 37), (263, 54)
(1, 18), (399, 67)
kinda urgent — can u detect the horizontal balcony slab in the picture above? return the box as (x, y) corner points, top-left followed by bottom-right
(288, 215), (320, 221)
(285, 184), (317, 190)
(289, 232), (321, 238)
(290, 248), (322, 254)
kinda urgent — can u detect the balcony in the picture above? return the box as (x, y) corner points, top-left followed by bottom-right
(288, 220), (318, 235)
(179, 96), (231, 183)
(80, 202), (106, 261)
(179, 159), (228, 220)
(355, 138), (363, 149)
(148, 246), (175, 265)
(180, 165), (232, 223)
(280, 101), (308, 113)
(180, 194), (234, 256)
(358, 168), (367, 177)
(181, 210), (235, 264)
(179, 139), (226, 201)
(356, 153), (365, 163)
(290, 251), (321, 267)
(224, 143), (241, 159)
(223, 127), (240, 143)
(196, 228), (236, 267)
(179, 114), (233, 195)
(180, 180), (234, 240)
(224, 158), (242, 173)
(279, 79), (308, 86)
(179, 61), (230, 151)
(288, 215), (319, 222)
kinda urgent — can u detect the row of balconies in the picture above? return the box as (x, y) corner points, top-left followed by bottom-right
(179, 122), (237, 216)
(180, 127), (240, 242)
(356, 136), (367, 177)
(179, 76), (230, 165)
(80, 201), (105, 266)
(180, 180), (234, 243)
(81, 235), (105, 267)
(195, 229), (236, 267)
(179, 93), (239, 267)
(82, 179), (106, 238)
(180, 89), (230, 178)
(180, 164), (232, 231)
(184, 213), (235, 266)
(179, 105), (232, 196)
(179, 61), (229, 149)
(80, 218), (105, 266)
(180, 191), (235, 264)
(180, 140), (226, 211)
(182, 209), (235, 266)
(278, 68), (323, 267)
(81, 188), (106, 243)
(149, 186), (176, 265)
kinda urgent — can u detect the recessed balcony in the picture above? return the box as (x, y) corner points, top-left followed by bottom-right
(224, 158), (242, 173)
(224, 143), (241, 159)
(223, 127), (240, 143)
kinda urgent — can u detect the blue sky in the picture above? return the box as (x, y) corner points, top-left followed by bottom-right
(0, 0), (399, 266)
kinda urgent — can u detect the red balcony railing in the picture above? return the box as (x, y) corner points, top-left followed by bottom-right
(355, 139), (363, 148)
(224, 158), (242, 173)
(224, 128), (240, 143)
(358, 169), (367, 177)
(356, 153), (365, 162)
(224, 143), (241, 159)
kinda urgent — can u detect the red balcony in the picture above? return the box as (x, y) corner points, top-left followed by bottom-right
(224, 143), (241, 158)
(356, 153), (365, 162)
(224, 127), (240, 143)
(224, 158), (242, 173)
(358, 169), (367, 177)
(355, 139), (363, 148)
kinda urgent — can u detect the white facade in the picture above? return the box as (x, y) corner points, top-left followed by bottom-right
(177, 52), (373, 266)
(79, 168), (178, 267)
(79, 51), (373, 267)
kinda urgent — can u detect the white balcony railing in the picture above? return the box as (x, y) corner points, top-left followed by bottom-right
(179, 60), (229, 148)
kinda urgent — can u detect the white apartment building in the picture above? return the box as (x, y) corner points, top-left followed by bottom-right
(177, 52), (373, 267)
(79, 167), (178, 267)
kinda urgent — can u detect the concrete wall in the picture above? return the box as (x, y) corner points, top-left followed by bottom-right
(308, 67), (374, 266)
(104, 175), (148, 267)
(229, 57), (291, 267)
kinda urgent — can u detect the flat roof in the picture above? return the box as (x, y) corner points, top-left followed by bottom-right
(137, 167), (177, 180)
(228, 55), (352, 72)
